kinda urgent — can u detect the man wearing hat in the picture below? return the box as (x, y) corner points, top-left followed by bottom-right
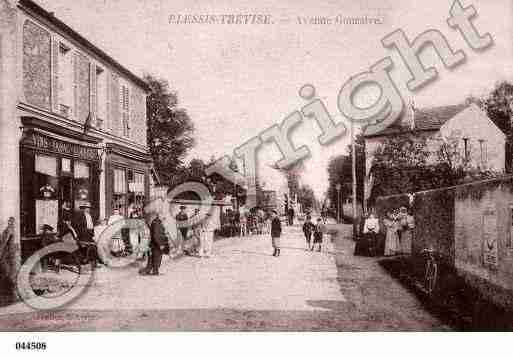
(72, 202), (95, 244)
(72, 202), (102, 267)
(175, 205), (189, 250)
(270, 210), (282, 257)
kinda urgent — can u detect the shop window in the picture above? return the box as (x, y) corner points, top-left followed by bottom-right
(113, 168), (127, 216)
(74, 161), (91, 210)
(128, 172), (145, 218)
(61, 157), (71, 174)
(35, 155), (59, 233)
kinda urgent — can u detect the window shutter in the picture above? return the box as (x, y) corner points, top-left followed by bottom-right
(73, 52), (78, 120)
(51, 38), (59, 112)
(123, 85), (130, 137)
(90, 63), (97, 127)
(106, 70), (111, 132)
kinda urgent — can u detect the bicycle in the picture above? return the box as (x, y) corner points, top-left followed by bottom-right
(421, 248), (439, 296)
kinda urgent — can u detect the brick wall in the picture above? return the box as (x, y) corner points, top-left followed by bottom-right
(22, 20), (51, 110)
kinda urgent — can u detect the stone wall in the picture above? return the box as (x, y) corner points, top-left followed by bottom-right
(376, 177), (513, 307)
(454, 179), (513, 307)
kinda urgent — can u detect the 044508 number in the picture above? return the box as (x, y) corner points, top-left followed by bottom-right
(15, 342), (47, 350)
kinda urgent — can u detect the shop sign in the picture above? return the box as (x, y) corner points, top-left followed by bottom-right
(482, 207), (499, 268)
(23, 132), (99, 161)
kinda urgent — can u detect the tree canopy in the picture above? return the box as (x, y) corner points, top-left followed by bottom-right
(145, 74), (195, 184)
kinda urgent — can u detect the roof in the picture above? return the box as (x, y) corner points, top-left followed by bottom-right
(364, 104), (468, 138)
(19, 0), (150, 93)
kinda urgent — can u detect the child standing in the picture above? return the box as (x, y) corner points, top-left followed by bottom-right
(312, 218), (323, 252)
(302, 215), (315, 250)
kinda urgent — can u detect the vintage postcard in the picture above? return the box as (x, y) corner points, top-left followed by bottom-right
(0, 0), (512, 354)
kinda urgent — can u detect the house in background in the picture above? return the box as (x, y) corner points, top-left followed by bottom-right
(363, 103), (506, 205)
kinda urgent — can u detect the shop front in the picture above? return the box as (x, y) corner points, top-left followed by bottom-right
(104, 143), (152, 220)
(19, 117), (102, 261)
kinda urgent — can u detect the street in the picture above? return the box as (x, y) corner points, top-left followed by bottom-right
(0, 222), (449, 331)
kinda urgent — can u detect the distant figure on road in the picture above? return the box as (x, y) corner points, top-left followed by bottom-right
(270, 210), (282, 257)
(302, 215), (315, 250)
(312, 218), (323, 252)
(287, 207), (295, 226)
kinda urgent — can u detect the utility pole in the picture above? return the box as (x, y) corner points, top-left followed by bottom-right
(335, 183), (341, 223)
(351, 120), (357, 236)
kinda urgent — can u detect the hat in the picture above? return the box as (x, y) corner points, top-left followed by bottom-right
(41, 224), (54, 232)
(79, 202), (92, 209)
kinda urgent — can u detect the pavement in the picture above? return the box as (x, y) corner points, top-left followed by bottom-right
(0, 221), (450, 331)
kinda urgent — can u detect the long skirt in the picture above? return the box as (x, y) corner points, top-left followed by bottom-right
(199, 231), (214, 256)
(271, 236), (280, 249)
(401, 230), (412, 254)
(384, 230), (399, 256)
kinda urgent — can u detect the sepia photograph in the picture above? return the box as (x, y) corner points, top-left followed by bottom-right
(0, 0), (513, 355)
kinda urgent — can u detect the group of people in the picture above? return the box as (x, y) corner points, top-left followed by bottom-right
(357, 206), (415, 257)
(302, 215), (325, 252)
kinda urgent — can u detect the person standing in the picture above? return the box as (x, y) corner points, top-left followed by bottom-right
(190, 208), (201, 255)
(199, 213), (215, 258)
(400, 208), (415, 255)
(72, 202), (101, 266)
(312, 218), (323, 252)
(362, 211), (380, 256)
(302, 215), (315, 250)
(72, 203), (97, 247)
(147, 211), (168, 275)
(107, 208), (125, 257)
(287, 207), (295, 226)
(270, 210), (282, 257)
(383, 211), (400, 256)
(176, 205), (189, 251)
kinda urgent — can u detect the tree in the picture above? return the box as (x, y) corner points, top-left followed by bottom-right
(483, 81), (513, 172)
(326, 133), (365, 217)
(145, 74), (195, 184)
(297, 184), (317, 212)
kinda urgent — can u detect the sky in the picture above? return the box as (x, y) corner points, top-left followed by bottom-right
(38, 0), (513, 200)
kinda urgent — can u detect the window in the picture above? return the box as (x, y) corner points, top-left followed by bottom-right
(479, 139), (487, 168)
(57, 43), (73, 117)
(74, 161), (91, 210)
(113, 168), (127, 215)
(96, 66), (107, 128)
(120, 83), (130, 137)
(463, 138), (471, 164)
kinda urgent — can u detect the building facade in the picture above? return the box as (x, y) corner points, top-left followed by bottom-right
(363, 103), (506, 206)
(0, 0), (151, 263)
